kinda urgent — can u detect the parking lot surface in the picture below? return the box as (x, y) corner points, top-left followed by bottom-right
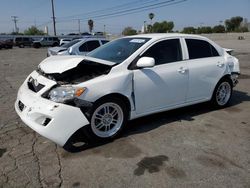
(0, 39), (250, 188)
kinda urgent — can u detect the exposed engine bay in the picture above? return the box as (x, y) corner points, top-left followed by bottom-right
(37, 60), (112, 84)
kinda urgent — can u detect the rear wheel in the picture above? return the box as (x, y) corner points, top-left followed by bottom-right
(52, 42), (59, 47)
(33, 43), (41, 48)
(211, 79), (232, 108)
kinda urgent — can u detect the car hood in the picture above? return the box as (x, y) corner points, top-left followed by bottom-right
(48, 46), (67, 53)
(39, 55), (116, 74)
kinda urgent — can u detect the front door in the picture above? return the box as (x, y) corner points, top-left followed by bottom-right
(133, 38), (189, 115)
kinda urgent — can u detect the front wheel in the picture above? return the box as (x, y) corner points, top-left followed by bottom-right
(82, 98), (128, 143)
(211, 79), (232, 108)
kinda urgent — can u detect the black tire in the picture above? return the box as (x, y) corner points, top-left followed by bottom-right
(211, 78), (233, 108)
(33, 43), (41, 48)
(19, 44), (24, 48)
(82, 97), (128, 143)
(52, 42), (59, 47)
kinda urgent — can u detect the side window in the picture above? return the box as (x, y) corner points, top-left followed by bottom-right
(186, 39), (219, 59)
(142, 39), (182, 65)
(211, 45), (219, 57)
(86, 40), (100, 51)
(101, 40), (109, 44)
(79, 43), (88, 52)
(79, 40), (100, 52)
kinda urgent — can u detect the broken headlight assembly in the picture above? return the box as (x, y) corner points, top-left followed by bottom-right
(48, 86), (86, 103)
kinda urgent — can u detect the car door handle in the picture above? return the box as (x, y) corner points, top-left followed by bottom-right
(178, 67), (188, 74)
(217, 62), (225, 68)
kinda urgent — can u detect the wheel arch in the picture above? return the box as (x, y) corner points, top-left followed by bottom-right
(211, 74), (233, 100)
(218, 74), (233, 86)
(94, 93), (132, 114)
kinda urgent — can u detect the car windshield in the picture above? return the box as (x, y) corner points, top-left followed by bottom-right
(61, 39), (81, 48)
(88, 37), (150, 64)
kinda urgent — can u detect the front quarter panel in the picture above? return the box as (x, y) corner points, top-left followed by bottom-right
(76, 69), (134, 110)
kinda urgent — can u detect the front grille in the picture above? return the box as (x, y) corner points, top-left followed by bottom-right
(18, 101), (25, 112)
(27, 77), (45, 93)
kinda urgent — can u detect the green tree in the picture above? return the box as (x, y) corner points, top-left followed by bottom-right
(182, 27), (196, 34)
(225, 16), (243, 32)
(213, 25), (226, 33)
(152, 21), (174, 33)
(122, 27), (137, 36)
(196, 26), (212, 34)
(147, 24), (153, 33)
(24, 26), (44, 35)
(88, 19), (94, 33)
(236, 26), (249, 32)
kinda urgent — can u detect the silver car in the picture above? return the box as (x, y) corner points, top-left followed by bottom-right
(47, 38), (109, 56)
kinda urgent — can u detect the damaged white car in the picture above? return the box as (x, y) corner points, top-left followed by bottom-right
(15, 34), (240, 148)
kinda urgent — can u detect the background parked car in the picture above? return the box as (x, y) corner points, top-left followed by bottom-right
(59, 38), (72, 46)
(48, 38), (109, 56)
(0, 39), (13, 49)
(59, 38), (109, 56)
(47, 39), (81, 56)
(33, 36), (59, 48)
(14, 37), (34, 48)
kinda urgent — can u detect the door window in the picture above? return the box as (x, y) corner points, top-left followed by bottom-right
(79, 40), (100, 52)
(141, 39), (182, 65)
(101, 40), (109, 44)
(185, 39), (219, 59)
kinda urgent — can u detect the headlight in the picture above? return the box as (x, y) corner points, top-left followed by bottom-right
(49, 86), (86, 103)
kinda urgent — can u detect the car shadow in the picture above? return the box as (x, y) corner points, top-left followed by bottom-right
(65, 90), (250, 153)
(124, 90), (250, 136)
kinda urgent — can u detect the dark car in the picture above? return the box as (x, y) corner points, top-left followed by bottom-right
(0, 39), (13, 49)
(14, 37), (34, 48)
(33, 37), (60, 48)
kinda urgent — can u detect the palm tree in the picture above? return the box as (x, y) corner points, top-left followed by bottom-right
(88, 19), (94, 34)
(149, 13), (155, 25)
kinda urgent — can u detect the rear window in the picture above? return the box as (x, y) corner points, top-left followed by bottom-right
(186, 39), (220, 59)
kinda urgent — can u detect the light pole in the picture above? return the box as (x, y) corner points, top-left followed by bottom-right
(78, 19), (81, 35)
(51, 0), (56, 36)
(11, 16), (18, 33)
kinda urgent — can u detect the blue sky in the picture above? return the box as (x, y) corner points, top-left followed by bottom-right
(0, 0), (249, 35)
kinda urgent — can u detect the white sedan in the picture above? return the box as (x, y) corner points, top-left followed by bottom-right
(15, 34), (240, 149)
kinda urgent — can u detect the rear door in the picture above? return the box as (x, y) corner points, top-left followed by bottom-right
(133, 38), (188, 115)
(184, 38), (226, 102)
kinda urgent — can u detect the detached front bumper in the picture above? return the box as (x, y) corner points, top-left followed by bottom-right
(15, 71), (89, 146)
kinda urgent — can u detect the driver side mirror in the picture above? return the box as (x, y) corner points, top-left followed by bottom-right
(136, 57), (155, 68)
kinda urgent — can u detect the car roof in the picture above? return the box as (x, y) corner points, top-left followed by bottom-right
(125, 33), (208, 40)
(77, 37), (106, 41)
